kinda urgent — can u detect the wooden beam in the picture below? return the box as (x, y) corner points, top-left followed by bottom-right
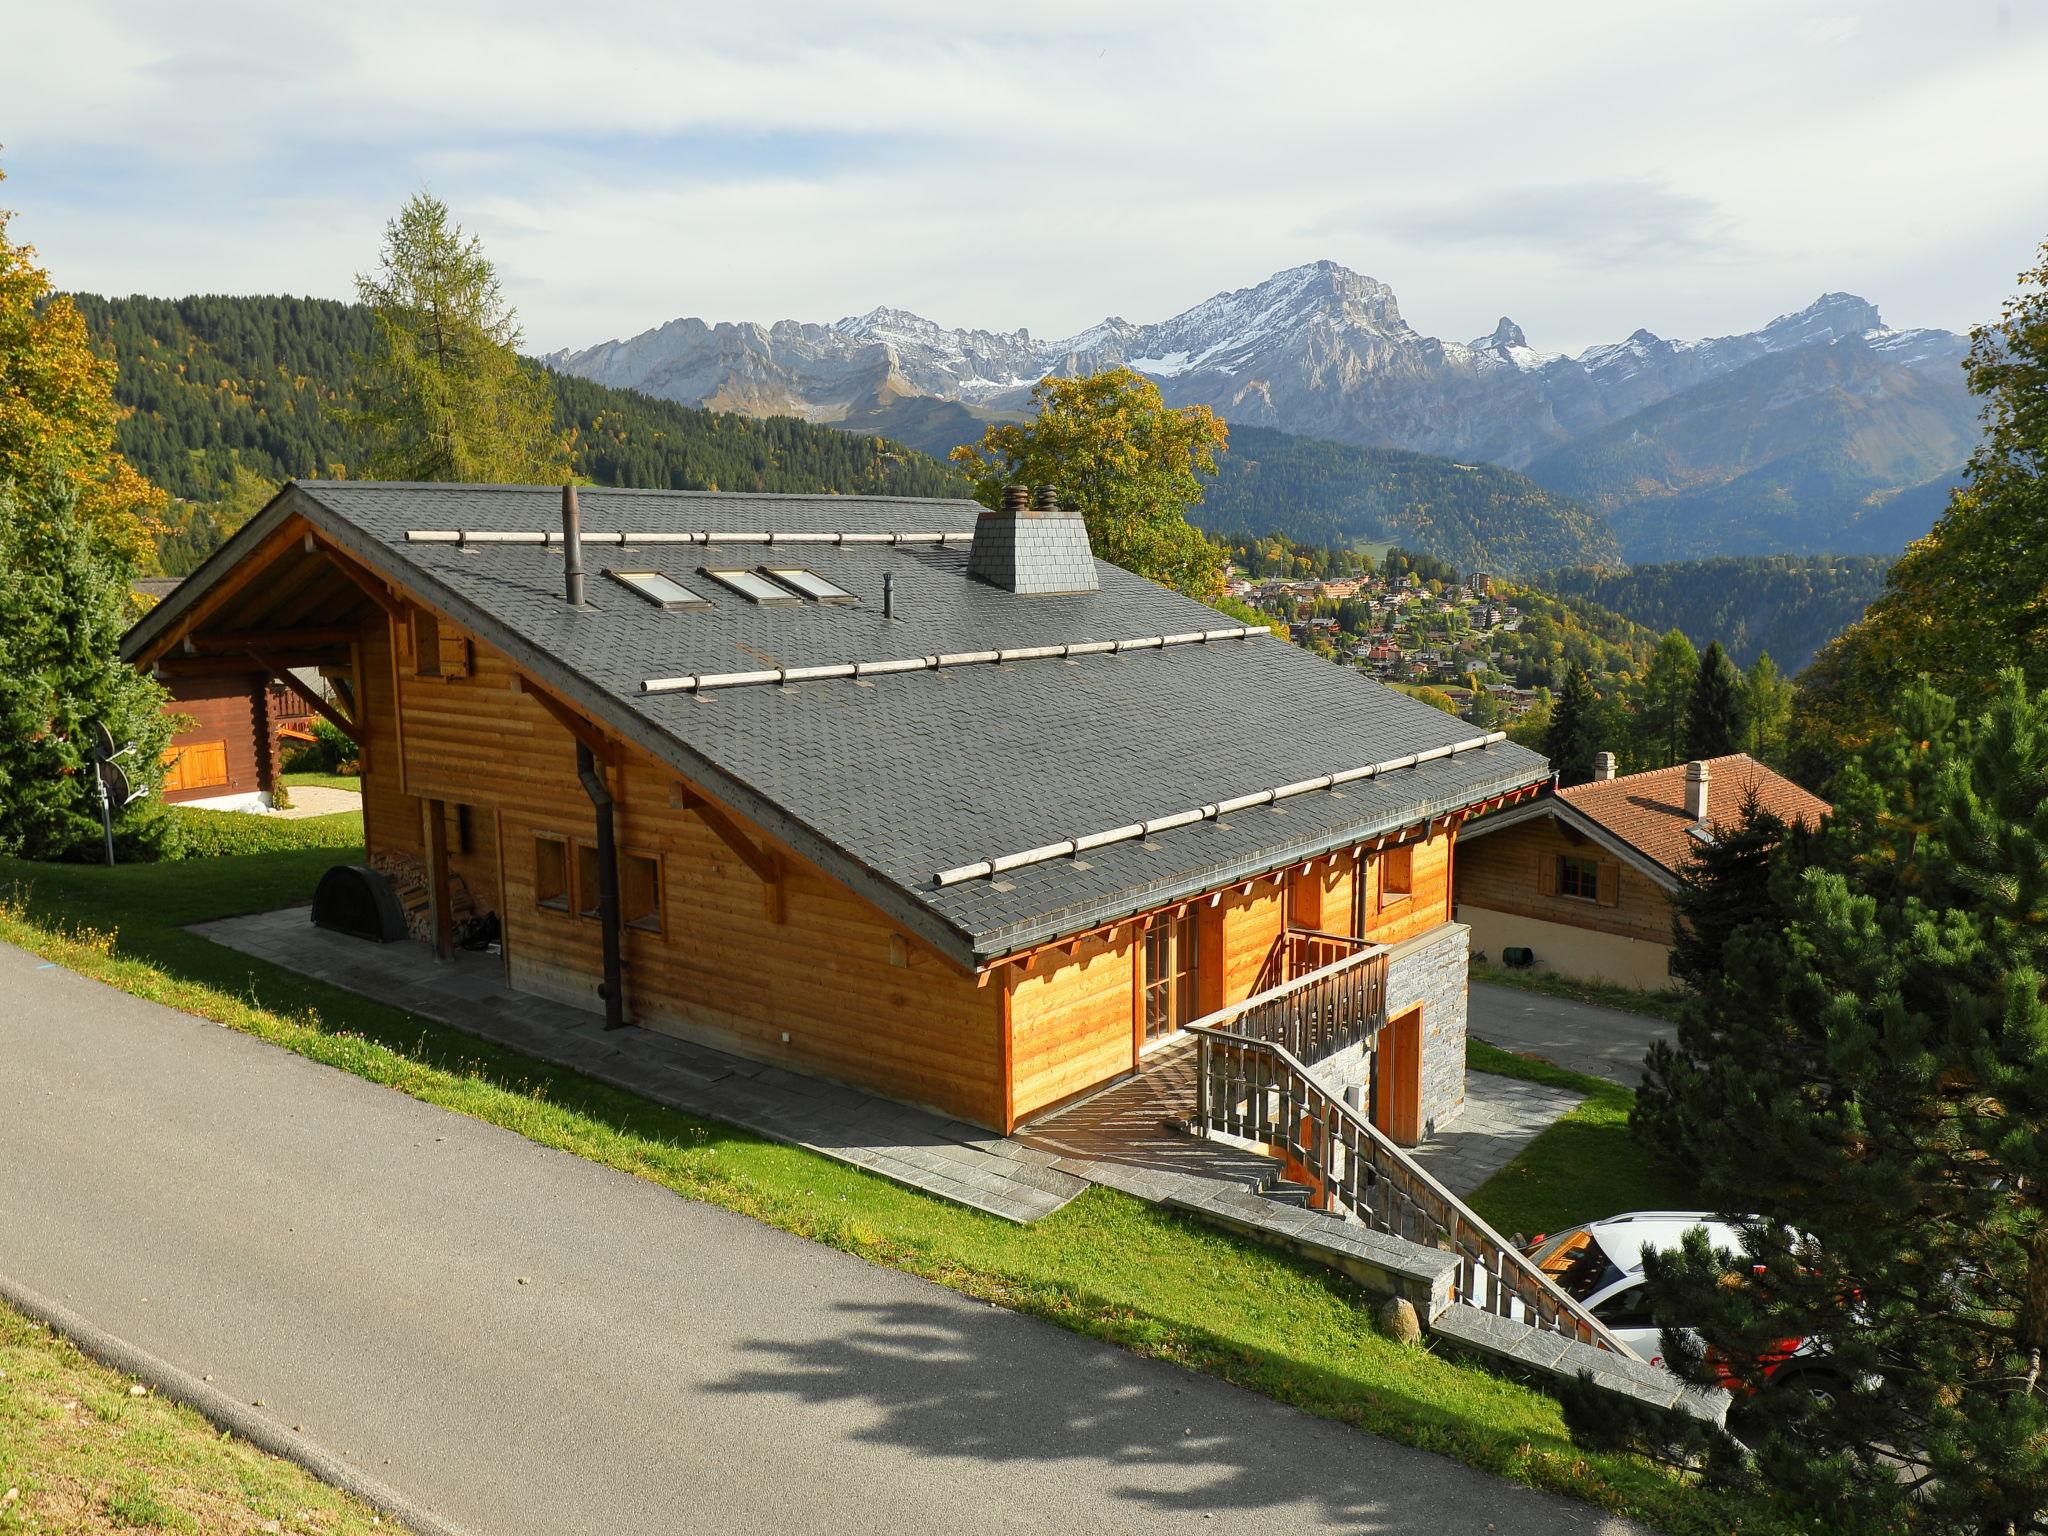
(422, 798), (454, 961)
(512, 673), (613, 761)
(998, 977), (1016, 1134)
(135, 514), (318, 668)
(186, 625), (363, 652)
(246, 648), (362, 746)
(305, 533), (406, 620)
(673, 782), (785, 921)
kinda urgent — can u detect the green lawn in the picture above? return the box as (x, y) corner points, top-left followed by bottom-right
(0, 812), (1783, 1535)
(1469, 959), (1689, 1026)
(1464, 1043), (1699, 1240)
(280, 771), (365, 793)
(0, 1300), (402, 1535)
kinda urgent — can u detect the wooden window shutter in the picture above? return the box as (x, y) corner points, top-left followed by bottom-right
(1597, 859), (1621, 907)
(437, 628), (473, 679)
(1537, 852), (1559, 896)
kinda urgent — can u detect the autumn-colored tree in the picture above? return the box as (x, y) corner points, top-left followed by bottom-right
(951, 367), (1228, 598)
(0, 161), (166, 565)
(1794, 237), (2048, 770)
(345, 192), (572, 483)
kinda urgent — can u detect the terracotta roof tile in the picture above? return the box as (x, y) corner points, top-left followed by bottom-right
(1558, 754), (1830, 875)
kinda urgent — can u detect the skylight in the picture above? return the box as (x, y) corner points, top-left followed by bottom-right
(606, 569), (710, 610)
(701, 567), (801, 605)
(762, 566), (857, 604)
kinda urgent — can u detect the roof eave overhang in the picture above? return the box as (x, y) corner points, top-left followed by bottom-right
(962, 760), (1551, 963)
(1458, 791), (1679, 891)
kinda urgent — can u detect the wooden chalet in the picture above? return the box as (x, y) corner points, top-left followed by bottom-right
(1455, 751), (1830, 989)
(122, 483), (1550, 1138)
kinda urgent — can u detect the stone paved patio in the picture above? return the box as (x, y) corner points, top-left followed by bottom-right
(193, 906), (1091, 1224)
(1405, 1074), (1584, 1196)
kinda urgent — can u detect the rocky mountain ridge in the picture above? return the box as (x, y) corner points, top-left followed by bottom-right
(545, 261), (1969, 472)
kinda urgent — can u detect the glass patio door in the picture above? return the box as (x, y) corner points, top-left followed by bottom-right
(1142, 911), (1199, 1044)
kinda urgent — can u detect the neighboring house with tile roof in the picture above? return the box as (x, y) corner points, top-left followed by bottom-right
(123, 481), (1548, 1137)
(1452, 752), (1831, 991)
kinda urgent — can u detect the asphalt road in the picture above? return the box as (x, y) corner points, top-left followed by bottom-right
(1467, 981), (1674, 1087)
(0, 941), (1640, 1535)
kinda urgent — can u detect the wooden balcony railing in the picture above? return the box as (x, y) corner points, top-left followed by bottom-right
(1187, 1024), (1631, 1353)
(1225, 932), (1388, 1067)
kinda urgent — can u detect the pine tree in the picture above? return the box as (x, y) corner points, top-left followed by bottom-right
(1631, 673), (2048, 1535)
(0, 160), (167, 566)
(0, 471), (175, 860)
(1543, 664), (1600, 785)
(1684, 640), (1741, 760)
(345, 193), (572, 483)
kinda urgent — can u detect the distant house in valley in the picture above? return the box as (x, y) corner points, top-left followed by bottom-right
(132, 577), (314, 810)
(1453, 753), (1830, 990)
(122, 482), (1548, 1138)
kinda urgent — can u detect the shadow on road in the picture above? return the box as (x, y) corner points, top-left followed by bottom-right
(707, 1296), (1568, 1534)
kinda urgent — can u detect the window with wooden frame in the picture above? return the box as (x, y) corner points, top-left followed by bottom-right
(1141, 911), (1199, 1045)
(576, 842), (602, 920)
(622, 852), (663, 934)
(1377, 843), (1413, 909)
(534, 835), (570, 912)
(1556, 854), (1601, 902)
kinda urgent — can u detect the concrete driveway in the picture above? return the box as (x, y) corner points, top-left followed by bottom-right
(0, 942), (1640, 1536)
(1467, 982), (1675, 1087)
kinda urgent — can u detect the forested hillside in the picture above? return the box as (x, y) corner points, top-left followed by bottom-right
(70, 294), (964, 571)
(1189, 425), (1620, 575)
(1539, 555), (1892, 670)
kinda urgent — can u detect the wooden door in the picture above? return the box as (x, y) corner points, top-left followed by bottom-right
(1140, 911), (1199, 1049)
(1373, 1006), (1424, 1145)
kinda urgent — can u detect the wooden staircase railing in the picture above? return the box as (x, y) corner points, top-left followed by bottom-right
(1188, 1021), (1632, 1353)
(1234, 933), (1387, 1063)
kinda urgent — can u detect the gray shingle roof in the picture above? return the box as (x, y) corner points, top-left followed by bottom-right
(129, 482), (1550, 966)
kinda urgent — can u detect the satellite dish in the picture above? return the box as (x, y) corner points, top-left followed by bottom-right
(86, 719), (115, 763)
(98, 758), (132, 806)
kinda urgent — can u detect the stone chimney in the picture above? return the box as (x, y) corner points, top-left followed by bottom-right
(1684, 759), (1711, 823)
(1591, 751), (1617, 782)
(966, 483), (1099, 595)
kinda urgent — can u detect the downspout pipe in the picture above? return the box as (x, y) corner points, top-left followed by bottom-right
(576, 742), (626, 1030)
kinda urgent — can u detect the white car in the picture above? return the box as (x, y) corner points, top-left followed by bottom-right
(1524, 1210), (1749, 1367)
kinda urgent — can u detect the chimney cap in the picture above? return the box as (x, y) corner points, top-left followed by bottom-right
(1001, 483), (1030, 513)
(1592, 751), (1617, 781)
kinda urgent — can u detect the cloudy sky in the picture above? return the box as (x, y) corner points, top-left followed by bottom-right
(9, 1), (2047, 355)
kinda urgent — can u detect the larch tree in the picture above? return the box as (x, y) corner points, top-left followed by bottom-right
(1738, 652), (1794, 764)
(345, 192), (572, 484)
(950, 367), (1229, 599)
(1634, 629), (1700, 768)
(0, 160), (166, 566)
(1684, 639), (1741, 760)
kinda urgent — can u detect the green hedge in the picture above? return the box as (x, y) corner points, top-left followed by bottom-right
(165, 806), (365, 860)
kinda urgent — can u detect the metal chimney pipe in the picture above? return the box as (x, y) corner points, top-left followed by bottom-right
(561, 483), (586, 608)
(882, 570), (895, 620)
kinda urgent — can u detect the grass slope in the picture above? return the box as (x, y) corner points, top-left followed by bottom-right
(0, 1302), (402, 1536)
(0, 811), (1785, 1534)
